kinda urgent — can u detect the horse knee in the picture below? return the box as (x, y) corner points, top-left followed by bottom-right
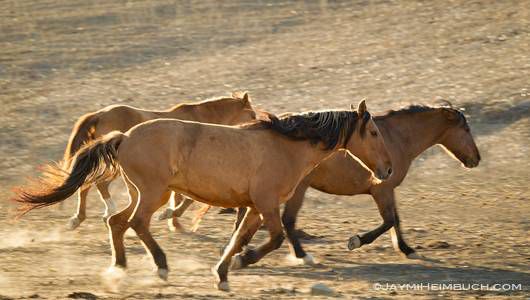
(108, 214), (124, 227)
(382, 216), (396, 230)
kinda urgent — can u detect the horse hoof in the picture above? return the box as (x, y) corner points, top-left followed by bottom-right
(216, 281), (230, 292)
(101, 266), (126, 293)
(218, 208), (236, 214)
(287, 253), (317, 266)
(406, 252), (423, 260)
(158, 209), (174, 221)
(302, 253), (316, 265)
(103, 266), (126, 283)
(67, 217), (81, 230)
(230, 255), (244, 270)
(157, 268), (169, 281)
(348, 235), (361, 250)
(168, 219), (185, 233)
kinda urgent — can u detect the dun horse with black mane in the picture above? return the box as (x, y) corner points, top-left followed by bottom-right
(13, 100), (392, 291)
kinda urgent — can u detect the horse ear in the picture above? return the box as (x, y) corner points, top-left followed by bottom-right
(232, 91), (251, 104)
(357, 99), (367, 116)
(242, 92), (251, 103)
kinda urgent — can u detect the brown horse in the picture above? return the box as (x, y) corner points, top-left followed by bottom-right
(13, 100), (392, 291)
(61, 92), (256, 230)
(222, 104), (481, 268)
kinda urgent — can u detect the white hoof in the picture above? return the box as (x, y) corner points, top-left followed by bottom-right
(157, 268), (169, 281)
(67, 217), (82, 230)
(302, 253), (316, 265)
(287, 253), (317, 265)
(217, 281), (230, 292)
(230, 254), (243, 270)
(158, 208), (174, 221)
(105, 266), (126, 277)
(348, 235), (362, 250)
(101, 266), (126, 292)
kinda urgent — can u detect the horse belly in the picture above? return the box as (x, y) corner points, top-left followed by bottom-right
(168, 162), (252, 208)
(309, 153), (373, 195)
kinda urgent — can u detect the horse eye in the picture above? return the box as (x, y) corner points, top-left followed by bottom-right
(370, 131), (378, 137)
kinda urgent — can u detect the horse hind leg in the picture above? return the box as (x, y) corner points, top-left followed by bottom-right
(67, 185), (90, 230)
(390, 210), (419, 259)
(106, 178), (139, 270)
(97, 180), (116, 222)
(128, 186), (171, 280)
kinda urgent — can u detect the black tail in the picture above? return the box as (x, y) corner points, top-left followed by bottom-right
(12, 132), (125, 217)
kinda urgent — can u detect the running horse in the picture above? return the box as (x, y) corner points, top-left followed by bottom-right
(219, 104), (481, 267)
(60, 92), (256, 230)
(13, 100), (393, 291)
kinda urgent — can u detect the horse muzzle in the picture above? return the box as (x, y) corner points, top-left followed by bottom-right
(375, 167), (392, 181)
(464, 159), (480, 168)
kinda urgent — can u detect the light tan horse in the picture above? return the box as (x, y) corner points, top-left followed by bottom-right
(13, 100), (392, 291)
(61, 92), (256, 230)
(221, 105), (481, 267)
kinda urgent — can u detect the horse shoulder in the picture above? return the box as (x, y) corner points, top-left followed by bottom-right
(309, 151), (373, 195)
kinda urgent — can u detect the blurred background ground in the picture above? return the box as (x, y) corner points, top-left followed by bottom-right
(0, 0), (529, 299)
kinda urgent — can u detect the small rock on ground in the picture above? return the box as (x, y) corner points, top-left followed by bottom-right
(67, 292), (98, 300)
(311, 283), (336, 296)
(425, 241), (451, 249)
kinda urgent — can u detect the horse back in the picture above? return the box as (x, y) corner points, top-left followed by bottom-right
(93, 105), (158, 138)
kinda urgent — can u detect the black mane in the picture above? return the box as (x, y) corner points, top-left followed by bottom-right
(256, 110), (370, 150)
(378, 105), (436, 118)
(377, 104), (468, 125)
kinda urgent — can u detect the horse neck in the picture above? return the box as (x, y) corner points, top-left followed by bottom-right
(378, 111), (449, 160)
(161, 104), (193, 119)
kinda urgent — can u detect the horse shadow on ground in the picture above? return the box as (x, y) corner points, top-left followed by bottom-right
(237, 261), (530, 294)
(461, 99), (530, 136)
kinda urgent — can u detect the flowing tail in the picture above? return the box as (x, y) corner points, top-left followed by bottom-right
(12, 132), (125, 217)
(62, 112), (99, 170)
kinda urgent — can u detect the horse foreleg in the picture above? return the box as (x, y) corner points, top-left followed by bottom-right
(67, 186), (90, 230)
(158, 192), (178, 221)
(348, 188), (395, 251)
(282, 181), (315, 265)
(390, 208), (418, 258)
(160, 192), (185, 232)
(173, 195), (194, 217)
(219, 207), (248, 256)
(212, 207), (261, 291)
(233, 203), (284, 269)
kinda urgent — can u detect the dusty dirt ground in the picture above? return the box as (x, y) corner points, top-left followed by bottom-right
(1, 0), (529, 299)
